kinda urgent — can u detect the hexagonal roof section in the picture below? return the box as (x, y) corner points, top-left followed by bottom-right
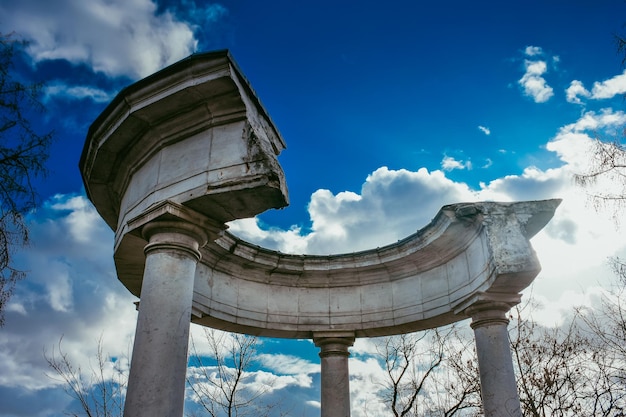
(80, 50), (288, 231)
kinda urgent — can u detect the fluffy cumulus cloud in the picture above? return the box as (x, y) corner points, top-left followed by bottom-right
(0, 0), (226, 79)
(567, 70), (626, 104)
(257, 353), (320, 376)
(0, 195), (137, 416)
(565, 80), (592, 104)
(230, 167), (476, 255)
(519, 59), (554, 103)
(591, 70), (626, 98)
(517, 46), (555, 102)
(186, 365), (313, 408)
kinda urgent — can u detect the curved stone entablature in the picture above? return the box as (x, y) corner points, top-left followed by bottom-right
(79, 50), (289, 241)
(188, 199), (560, 338)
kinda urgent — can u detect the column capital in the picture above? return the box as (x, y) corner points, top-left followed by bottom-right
(126, 201), (228, 261)
(313, 331), (355, 358)
(128, 200), (227, 243)
(142, 220), (208, 261)
(454, 292), (521, 329)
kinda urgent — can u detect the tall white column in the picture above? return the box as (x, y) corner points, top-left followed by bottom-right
(123, 220), (208, 417)
(464, 297), (522, 417)
(313, 331), (355, 417)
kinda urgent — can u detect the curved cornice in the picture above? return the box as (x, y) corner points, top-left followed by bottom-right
(189, 199), (560, 338)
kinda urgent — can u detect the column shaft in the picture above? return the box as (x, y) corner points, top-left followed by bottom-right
(124, 222), (206, 417)
(314, 332), (355, 417)
(468, 303), (522, 417)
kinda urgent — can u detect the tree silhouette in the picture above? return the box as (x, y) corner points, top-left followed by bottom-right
(0, 32), (53, 325)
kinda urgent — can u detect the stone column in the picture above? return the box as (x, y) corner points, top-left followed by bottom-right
(462, 294), (522, 417)
(313, 331), (355, 417)
(123, 220), (208, 417)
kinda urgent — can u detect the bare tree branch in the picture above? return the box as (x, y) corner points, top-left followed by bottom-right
(0, 32), (53, 325)
(45, 336), (127, 417)
(186, 328), (284, 417)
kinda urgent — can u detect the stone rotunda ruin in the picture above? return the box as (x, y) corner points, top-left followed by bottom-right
(79, 50), (560, 417)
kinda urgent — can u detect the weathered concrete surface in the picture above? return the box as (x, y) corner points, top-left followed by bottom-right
(191, 199), (561, 338)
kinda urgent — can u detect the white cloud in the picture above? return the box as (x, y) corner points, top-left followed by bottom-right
(519, 59), (554, 103)
(524, 46), (543, 56)
(228, 219), (310, 255)
(441, 155), (472, 171)
(478, 125), (491, 135)
(44, 83), (113, 103)
(558, 109), (626, 140)
(0, 195), (136, 405)
(257, 353), (319, 376)
(349, 357), (388, 417)
(0, 0), (226, 79)
(306, 400), (321, 408)
(565, 80), (591, 104)
(186, 366), (312, 401)
(566, 71), (626, 104)
(230, 167), (476, 255)
(590, 70), (626, 99)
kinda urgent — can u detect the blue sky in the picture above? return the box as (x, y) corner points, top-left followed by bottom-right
(2, 1), (626, 416)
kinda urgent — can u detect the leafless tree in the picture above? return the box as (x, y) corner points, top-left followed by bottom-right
(564, 24), (626, 415)
(186, 328), (284, 417)
(575, 274), (626, 416)
(372, 294), (626, 417)
(373, 327), (481, 417)
(509, 302), (589, 417)
(573, 21), (626, 225)
(509, 295), (626, 416)
(45, 337), (128, 417)
(432, 327), (482, 417)
(0, 32), (53, 325)
(378, 331), (442, 417)
(611, 257), (626, 282)
(48, 329), (286, 417)
(573, 135), (626, 225)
